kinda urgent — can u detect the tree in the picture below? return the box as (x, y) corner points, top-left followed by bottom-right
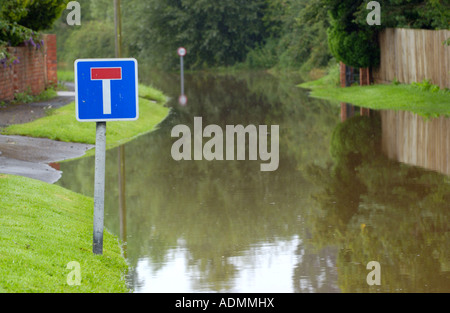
(269, 0), (333, 70)
(0, 0), (28, 23)
(1, 0), (69, 31)
(123, 0), (272, 69)
(323, 0), (449, 68)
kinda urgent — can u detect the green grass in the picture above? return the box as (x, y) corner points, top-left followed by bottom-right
(299, 73), (450, 118)
(1, 87), (58, 107)
(57, 70), (75, 83)
(0, 174), (129, 292)
(2, 85), (169, 154)
(137, 83), (167, 104)
(298, 65), (340, 90)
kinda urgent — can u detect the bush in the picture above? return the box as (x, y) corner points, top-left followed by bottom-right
(244, 39), (278, 69)
(0, 0), (67, 63)
(327, 23), (379, 68)
(0, 0), (68, 31)
(411, 79), (440, 93)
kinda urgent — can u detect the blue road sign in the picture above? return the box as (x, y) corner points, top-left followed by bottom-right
(75, 58), (139, 122)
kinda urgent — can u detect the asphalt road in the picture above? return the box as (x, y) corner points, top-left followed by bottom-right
(0, 83), (94, 183)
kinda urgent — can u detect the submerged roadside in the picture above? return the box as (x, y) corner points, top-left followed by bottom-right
(0, 81), (169, 181)
(0, 83), (90, 183)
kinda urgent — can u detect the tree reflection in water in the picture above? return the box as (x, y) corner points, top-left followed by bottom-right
(305, 114), (450, 292)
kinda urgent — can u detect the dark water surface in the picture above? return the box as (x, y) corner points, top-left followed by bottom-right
(57, 70), (449, 293)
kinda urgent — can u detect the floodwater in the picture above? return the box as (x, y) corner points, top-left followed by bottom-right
(57, 70), (450, 293)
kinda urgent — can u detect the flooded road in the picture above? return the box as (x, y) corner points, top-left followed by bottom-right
(56, 71), (449, 293)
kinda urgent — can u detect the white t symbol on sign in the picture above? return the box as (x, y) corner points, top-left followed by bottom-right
(91, 67), (122, 114)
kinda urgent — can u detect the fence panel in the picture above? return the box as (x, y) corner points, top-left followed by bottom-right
(374, 28), (450, 88)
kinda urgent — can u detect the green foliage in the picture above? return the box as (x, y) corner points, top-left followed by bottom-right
(411, 78), (449, 93)
(323, 0), (449, 68)
(0, 18), (41, 64)
(0, 0), (68, 62)
(266, 0), (333, 71)
(377, 0), (450, 29)
(52, 0), (449, 71)
(298, 63), (340, 89)
(0, 0), (68, 31)
(327, 22), (379, 68)
(57, 70), (75, 82)
(61, 21), (115, 65)
(323, 0), (380, 68)
(49, 0), (115, 67)
(53, 0), (334, 71)
(123, 0), (272, 70)
(0, 19), (36, 46)
(244, 38), (278, 69)
(4, 86), (57, 105)
(11, 87), (34, 104)
(0, 0), (29, 23)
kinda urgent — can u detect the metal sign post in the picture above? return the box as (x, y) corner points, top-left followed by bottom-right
(93, 121), (106, 254)
(75, 58), (138, 254)
(177, 47), (187, 106)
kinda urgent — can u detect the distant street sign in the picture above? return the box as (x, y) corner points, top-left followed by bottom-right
(177, 47), (187, 57)
(179, 94), (187, 106)
(75, 58), (138, 122)
(177, 48), (187, 106)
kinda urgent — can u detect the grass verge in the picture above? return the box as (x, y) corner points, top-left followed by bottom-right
(57, 70), (75, 83)
(298, 64), (340, 89)
(0, 174), (129, 292)
(299, 71), (450, 118)
(1, 85), (169, 155)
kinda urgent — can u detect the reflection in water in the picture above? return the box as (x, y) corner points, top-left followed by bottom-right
(307, 114), (450, 292)
(118, 145), (127, 257)
(132, 237), (302, 293)
(381, 110), (450, 176)
(57, 71), (449, 292)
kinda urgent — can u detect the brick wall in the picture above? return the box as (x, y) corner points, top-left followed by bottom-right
(0, 34), (57, 101)
(0, 60), (14, 101)
(45, 34), (57, 86)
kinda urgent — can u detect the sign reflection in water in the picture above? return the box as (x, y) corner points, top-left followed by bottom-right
(57, 71), (450, 293)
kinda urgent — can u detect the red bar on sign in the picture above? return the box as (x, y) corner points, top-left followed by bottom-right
(91, 67), (122, 80)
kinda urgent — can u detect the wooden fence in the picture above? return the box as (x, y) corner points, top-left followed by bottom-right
(373, 28), (450, 88)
